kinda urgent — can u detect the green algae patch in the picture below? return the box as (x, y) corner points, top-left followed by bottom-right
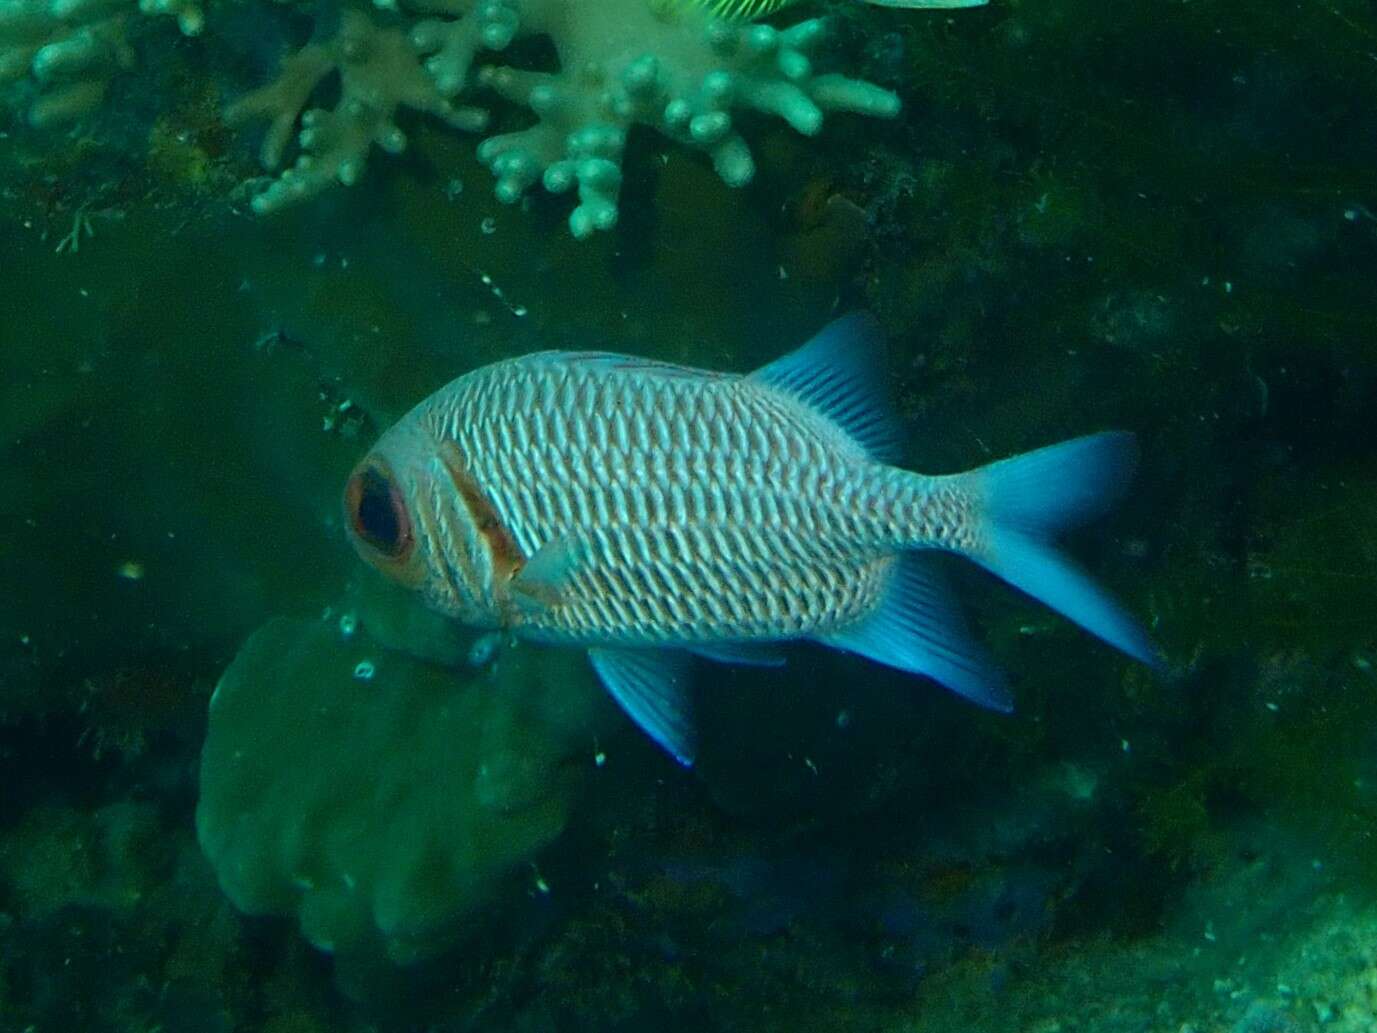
(196, 616), (606, 972)
(0, 801), (168, 920)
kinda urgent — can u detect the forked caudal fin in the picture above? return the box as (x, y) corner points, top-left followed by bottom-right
(967, 431), (1159, 667)
(819, 433), (1157, 710)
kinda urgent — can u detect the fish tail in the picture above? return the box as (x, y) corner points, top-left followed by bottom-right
(961, 431), (1159, 666)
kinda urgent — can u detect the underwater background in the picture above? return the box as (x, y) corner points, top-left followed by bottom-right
(3, 0), (1377, 1030)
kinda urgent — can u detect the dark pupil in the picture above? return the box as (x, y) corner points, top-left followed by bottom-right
(357, 469), (400, 552)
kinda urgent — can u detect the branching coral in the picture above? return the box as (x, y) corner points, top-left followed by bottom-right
(3, 0), (952, 235)
(0, 0), (200, 126)
(240, 0), (903, 236)
(226, 8), (488, 214)
(464, 5), (902, 237)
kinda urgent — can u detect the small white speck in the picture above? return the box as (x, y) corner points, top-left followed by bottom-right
(353, 660), (376, 681)
(1121, 738), (1131, 753)
(594, 750), (606, 768)
(481, 216), (497, 234)
(338, 612), (358, 639)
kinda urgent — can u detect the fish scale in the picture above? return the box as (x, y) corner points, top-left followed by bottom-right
(421, 353), (896, 645)
(348, 314), (1157, 765)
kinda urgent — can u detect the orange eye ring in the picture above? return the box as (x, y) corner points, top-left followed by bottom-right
(345, 461), (413, 560)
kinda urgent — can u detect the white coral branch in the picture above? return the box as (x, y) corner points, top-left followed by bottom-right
(0, 0), (203, 125)
(227, 8), (488, 214)
(462, 8), (900, 238)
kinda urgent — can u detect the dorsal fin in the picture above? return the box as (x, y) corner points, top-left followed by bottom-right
(748, 313), (903, 462)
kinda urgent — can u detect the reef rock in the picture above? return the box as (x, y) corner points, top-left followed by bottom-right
(196, 613), (609, 972)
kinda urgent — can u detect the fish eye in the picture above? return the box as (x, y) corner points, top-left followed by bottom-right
(346, 463), (412, 559)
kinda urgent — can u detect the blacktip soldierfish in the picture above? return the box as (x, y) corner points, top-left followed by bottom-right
(344, 314), (1158, 765)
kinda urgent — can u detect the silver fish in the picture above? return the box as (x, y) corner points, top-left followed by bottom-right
(344, 314), (1156, 765)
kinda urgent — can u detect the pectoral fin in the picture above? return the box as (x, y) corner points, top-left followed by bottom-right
(588, 647), (696, 766)
(511, 536), (589, 609)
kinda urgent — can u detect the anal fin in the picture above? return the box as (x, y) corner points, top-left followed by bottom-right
(818, 554), (1012, 711)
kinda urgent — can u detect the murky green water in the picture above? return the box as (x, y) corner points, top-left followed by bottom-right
(3, 1), (1376, 1030)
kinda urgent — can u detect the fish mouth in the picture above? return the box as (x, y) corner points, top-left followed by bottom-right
(344, 457), (414, 562)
